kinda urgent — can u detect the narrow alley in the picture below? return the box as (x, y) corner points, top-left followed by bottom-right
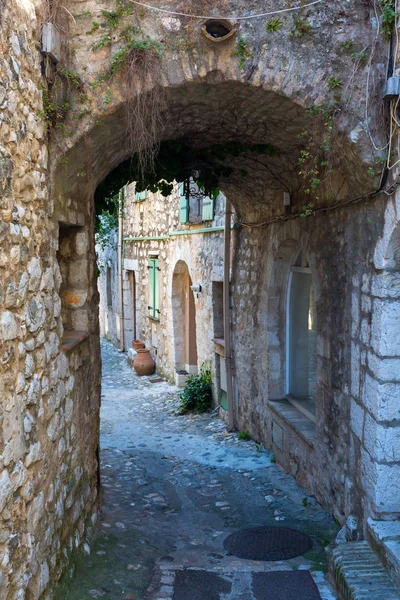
(55, 340), (338, 600)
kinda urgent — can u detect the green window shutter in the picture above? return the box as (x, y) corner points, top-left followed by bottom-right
(135, 190), (146, 202)
(179, 183), (189, 223)
(147, 258), (160, 319)
(154, 258), (160, 318)
(202, 196), (215, 221)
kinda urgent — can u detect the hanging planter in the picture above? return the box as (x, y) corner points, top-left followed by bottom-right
(133, 348), (155, 376)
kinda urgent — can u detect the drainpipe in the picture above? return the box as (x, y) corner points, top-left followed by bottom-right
(224, 198), (235, 431)
(118, 189), (125, 352)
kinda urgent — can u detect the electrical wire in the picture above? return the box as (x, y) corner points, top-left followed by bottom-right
(239, 176), (399, 229)
(127, 0), (324, 20)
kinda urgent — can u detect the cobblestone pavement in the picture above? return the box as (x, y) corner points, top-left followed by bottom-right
(55, 340), (339, 600)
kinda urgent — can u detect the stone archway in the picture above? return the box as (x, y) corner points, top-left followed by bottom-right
(172, 260), (198, 385)
(3, 0), (398, 595)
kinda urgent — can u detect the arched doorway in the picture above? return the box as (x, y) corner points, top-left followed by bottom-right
(172, 261), (198, 383)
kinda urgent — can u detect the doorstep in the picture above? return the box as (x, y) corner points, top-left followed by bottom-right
(329, 541), (400, 599)
(367, 518), (400, 589)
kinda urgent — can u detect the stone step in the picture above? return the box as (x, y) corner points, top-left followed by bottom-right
(367, 518), (400, 589)
(330, 541), (400, 599)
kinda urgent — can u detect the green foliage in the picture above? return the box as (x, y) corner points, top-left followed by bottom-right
(74, 10), (93, 19)
(237, 430), (251, 441)
(231, 38), (254, 68)
(93, 33), (112, 50)
(340, 39), (354, 52)
(96, 207), (119, 251)
(327, 76), (342, 90)
(266, 17), (283, 32)
(290, 19), (312, 37)
(178, 363), (213, 414)
(92, 27), (164, 86)
(379, 0), (397, 40)
(87, 21), (101, 35)
(302, 497), (311, 507)
(57, 64), (84, 90)
(95, 138), (276, 215)
(39, 92), (70, 129)
(174, 39), (195, 55)
(321, 534), (331, 547)
(300, 202), (315, 217)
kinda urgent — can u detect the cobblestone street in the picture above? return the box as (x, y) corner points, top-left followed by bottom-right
(55, 340), (338, 600)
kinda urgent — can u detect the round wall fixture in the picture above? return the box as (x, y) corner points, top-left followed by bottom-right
(201, 19), (236, 43)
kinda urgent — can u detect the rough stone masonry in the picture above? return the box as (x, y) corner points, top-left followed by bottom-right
(1, 0), (400, 597)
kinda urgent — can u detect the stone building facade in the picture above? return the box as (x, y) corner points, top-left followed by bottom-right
(1, 0), (400, 595)
(98, 183), (229, 403)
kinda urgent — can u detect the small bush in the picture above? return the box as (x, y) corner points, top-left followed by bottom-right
(266, 17), (283, 33)
(178, 362), (212, 414)
(237, 430), (251, 441)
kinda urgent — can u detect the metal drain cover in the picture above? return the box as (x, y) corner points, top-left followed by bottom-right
(223, 526), (313, 561)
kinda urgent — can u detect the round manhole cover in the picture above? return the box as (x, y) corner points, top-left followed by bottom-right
(223, 526), (313, 561)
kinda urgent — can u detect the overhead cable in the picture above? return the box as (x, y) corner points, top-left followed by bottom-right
(128, 0), (324, 20)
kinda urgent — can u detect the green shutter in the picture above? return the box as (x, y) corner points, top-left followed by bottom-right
(148, 258), (160, 319)
(179, 183), (189, 223)
(202, 196), (215, 221)
(135, 190), (146, 202)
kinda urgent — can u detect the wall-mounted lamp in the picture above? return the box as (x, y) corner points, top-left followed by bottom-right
(190, 284), (202, 294)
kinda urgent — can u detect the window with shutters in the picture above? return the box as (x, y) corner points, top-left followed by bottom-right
(179, 181), (215, 224)
(148, 257), (160, 320)
(201, 195), (215, 221)
(179, 182), (189, 223)
(135, 190), (146, 202)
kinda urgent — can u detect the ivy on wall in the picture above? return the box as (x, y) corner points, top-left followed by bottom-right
(94, 139), (277, 218)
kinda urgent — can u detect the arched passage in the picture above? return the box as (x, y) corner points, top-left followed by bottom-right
(47, 0), (390, 547)
(172, 260), (198, 381)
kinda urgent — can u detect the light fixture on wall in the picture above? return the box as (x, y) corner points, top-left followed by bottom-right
(190, 284), (202, 298)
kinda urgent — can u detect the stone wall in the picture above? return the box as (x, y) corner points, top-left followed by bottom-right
(0, 1), (100, 597)
(98, 182), (228, 393)
(97, 230), (120, 346)
(2, 0), (400, 593)
(230, 193), (400, 529)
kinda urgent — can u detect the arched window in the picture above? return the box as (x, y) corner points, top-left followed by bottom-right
(286, 251), (317, 418)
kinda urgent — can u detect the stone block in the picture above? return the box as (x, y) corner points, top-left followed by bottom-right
(350, 400), (364, 440)
(368, 518), (400, 542)
(368, 352), (400, 383)
(372, 272), (400, 299)
(371, 299), (400, 357)
(364, 412), (400, 462)
(0, 311), (18, 341)
(0, 470), (12, 513)
(363, 373), (400, 422)
(362, 448), (400, 513)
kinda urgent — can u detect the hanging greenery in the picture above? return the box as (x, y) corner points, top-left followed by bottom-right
(94, 138), (277, 218)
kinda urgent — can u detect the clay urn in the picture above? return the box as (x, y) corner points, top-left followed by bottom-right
(132, 339), (145, 351)
(133, 348), (155, 376)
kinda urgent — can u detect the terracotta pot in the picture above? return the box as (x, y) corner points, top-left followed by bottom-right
(133, 349), (155, 376)
(132, 339), (145, 352)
